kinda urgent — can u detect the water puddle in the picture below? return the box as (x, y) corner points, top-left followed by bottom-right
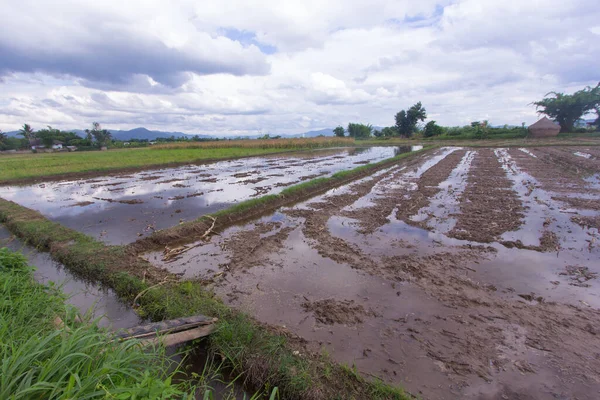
(518, 148), (537, 158)
(1, 147), (418, 245)
(0, 226), (140, 329)
(574, 151), (593, 159)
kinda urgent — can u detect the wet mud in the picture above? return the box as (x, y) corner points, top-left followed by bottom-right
(0, 146), (419, 245)
(146, 146), (600, 400)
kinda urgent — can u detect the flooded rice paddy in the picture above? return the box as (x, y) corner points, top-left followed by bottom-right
(145, 146), (600, 400)
(0, 146), (419, 245)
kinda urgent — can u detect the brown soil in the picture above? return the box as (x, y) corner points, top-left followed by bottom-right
(239, 177), (268, 185)
(69, 201), (95, 207)
(534, 146), (600, 174)
(92, 197), (144, 205)
(222, 222), (295, 271)
(560, 265), (598, 287)
(506, 148), (593, 194)
(552, 196), (600, 210)
(139, 175), (162, 181)
(449, 149), (524, 242)
(156, 178), (184, 184)
(233, 170), (259, 178)
(571, 215), (600, 230)
(197, 177), (218, 183)
(301, 299), (378, 325)
(186, 192), (205, 198)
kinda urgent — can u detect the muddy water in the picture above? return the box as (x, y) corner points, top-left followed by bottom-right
(0, 146), (419, 245)
(0, 226), (140, 329)
(147, 147), (600, 400)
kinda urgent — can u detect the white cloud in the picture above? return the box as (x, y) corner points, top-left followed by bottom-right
(0, 0), (598, 135)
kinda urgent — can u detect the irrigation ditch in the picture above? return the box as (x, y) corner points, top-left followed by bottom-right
(0, 146), (434, 399)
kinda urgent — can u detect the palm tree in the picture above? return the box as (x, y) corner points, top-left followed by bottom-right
(19, 124), (35, 143)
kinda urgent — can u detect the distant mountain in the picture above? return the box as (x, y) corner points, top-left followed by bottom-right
(288, 128), (334, 138)
(4, 126), (370, 140)
(69, 127), (215, 141)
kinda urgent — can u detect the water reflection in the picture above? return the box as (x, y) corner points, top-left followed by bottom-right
(0, 146), (419, 245)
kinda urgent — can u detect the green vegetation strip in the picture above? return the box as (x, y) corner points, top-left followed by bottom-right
(133, 146), (433, 250)
(0, 148), (426, 400)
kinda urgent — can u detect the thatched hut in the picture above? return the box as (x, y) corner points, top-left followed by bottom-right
(528, 117), (560, 138)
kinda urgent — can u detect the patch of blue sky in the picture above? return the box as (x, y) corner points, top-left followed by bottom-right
(220, 28), (277, 55)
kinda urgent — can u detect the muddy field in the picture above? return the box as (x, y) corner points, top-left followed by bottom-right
(145, 146), (600, 399)
(0, 146), (419, 245)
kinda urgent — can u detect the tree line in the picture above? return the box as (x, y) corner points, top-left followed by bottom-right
(0, 122), (113, 151)
(332, 82), (600, 139)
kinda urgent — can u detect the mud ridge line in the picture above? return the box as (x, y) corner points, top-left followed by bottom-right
(448, 149), (525, 243)
(341, 148), (468, 234)
(532, 146), (600, 176)
(127, 147), (434, 254)
(282, 150), (447, 274)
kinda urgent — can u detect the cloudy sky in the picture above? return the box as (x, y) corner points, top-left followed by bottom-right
(1, 0), (599, 136)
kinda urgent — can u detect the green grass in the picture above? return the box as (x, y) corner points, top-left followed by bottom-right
(0, 247), (194, 399)
(0, 147), (311, 183)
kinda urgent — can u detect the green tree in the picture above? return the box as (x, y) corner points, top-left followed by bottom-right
(333, 126), (345, 137)
(381, 127), (398, 137)
(395, 102), (427, 137)
(423, 121), (443, 138)
(373, 129), (383, 138)
(0, 130), (6, 145)
(85, 122), (112, 148)
(18, 124), (35, 143)
(347, 123), (372, 139)
(533, 83), (600, 133)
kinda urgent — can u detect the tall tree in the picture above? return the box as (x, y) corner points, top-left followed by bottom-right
(395, 102), (427, 137)
(18, 124), (35, 143)
(533, 83), (600, 133)
(346, 123), (372, 139)
(0, 130), (6, 144)
(85, 122), (112, 148)
(333, 126), (345, 137)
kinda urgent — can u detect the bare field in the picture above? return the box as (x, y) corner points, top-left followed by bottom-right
(147, 146), (600, 399)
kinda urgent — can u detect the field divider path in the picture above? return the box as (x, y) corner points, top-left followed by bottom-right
(0, 147), (436, 400)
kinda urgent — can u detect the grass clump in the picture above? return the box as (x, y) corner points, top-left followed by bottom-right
(0, 247), (194, 399)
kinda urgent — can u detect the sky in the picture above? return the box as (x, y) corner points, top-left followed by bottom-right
(1, 0), (599, 136)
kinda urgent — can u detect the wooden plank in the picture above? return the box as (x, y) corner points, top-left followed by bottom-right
(115, 315), (217, 340)
(138, 325), (216, 347)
